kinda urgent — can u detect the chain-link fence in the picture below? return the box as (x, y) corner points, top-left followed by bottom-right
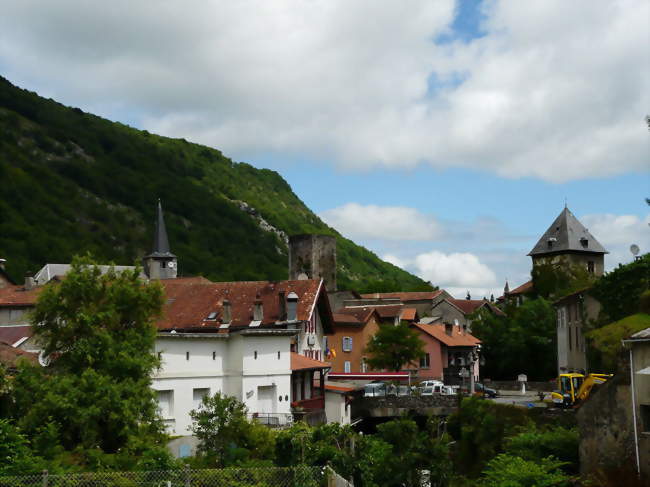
(0, 466), (328, 487)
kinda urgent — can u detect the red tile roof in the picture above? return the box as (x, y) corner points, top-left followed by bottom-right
(332, 307), (377, 324)
(412, 322), (481, 347)
(0, 285), (42, 307)
(373, 305), (404, 318)
(0, 326), (33, 346)
(0, 342), (37, 367)
(360, 291), (444, 301)
(508, 280), (533, 295)
(158, 278), (328, 331)
(291, 352), (330, 371)
(401, 307), (417, 321)
(324, 383), (356, 393)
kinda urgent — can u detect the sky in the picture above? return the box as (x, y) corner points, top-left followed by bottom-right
(1, 0), (648, 298)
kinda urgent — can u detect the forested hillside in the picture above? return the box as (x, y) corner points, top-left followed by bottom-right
(0, 77), (430, 292)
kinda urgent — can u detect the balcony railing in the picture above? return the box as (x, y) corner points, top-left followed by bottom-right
(248, 412), (294, 428)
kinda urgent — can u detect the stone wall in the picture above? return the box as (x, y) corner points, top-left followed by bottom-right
(353, 394), (458, 418)
(577, 371), (637, 478)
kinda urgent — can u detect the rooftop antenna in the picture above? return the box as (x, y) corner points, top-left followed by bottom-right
(564, 197), (567, 209)
(630, 244), (641, 261)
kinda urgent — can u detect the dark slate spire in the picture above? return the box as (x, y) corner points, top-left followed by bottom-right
(528, 207), (608, 256)
(147, 200), (175, 258)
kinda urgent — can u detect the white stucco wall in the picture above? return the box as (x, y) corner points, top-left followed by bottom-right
(152, 332), (294, 436)
(324, 391), (350, 425)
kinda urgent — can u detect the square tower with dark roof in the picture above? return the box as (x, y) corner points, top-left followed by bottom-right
(528, 207), (607, 276)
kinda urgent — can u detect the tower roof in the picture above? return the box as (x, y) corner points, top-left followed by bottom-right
(146, 200), (175, 259)
(528, 207), (608, 257)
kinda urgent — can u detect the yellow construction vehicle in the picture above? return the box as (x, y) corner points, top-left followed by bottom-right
(551, 373), (612, 408)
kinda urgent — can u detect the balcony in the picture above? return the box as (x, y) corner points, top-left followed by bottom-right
(248, 412), (293, 428)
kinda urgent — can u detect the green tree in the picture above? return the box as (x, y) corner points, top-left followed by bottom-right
(0, 419), (48, 475)
(365, 322), (425, 372)
(190, 392), (275, 467)
(10, 256), (171, 469)
(472, 298), (556, 381)
(504, 427), (579, 474)
(589, 253), (650, 324)
(531, 258), (596, 300)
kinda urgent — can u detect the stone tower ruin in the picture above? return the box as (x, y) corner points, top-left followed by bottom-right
(288, 234), (337, 292)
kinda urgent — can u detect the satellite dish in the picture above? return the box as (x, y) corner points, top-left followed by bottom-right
(630, 244), (640, 256)
(167, 261), (176, 269)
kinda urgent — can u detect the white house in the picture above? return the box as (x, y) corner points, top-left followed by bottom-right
(151, 275), (333, 445)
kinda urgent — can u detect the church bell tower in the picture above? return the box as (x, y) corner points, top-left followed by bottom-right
(143, 200), (177, 280)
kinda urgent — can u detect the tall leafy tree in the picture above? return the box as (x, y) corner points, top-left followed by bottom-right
(365, 322), (425, 372)
(472, 298), (556, 381)
(11, 255), (168, 463)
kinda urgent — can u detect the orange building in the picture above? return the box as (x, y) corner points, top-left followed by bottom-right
(326, 307), (381, 374)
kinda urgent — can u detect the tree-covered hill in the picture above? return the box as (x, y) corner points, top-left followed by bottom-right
(0, 77), (430, 292)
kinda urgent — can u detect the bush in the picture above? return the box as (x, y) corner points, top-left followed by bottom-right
(479, 454), (570, 487)
(504, 427), (579, 474)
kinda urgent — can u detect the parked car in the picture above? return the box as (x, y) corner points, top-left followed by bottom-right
(364, 382), (387, 397)
(474, 382), (498, 398)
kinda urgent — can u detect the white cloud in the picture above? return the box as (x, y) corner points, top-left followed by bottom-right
(413, 251), (497, 288)
(0, 0), (647, 181)
(319, 203), (442, 241)
(580, 212), (650, 268)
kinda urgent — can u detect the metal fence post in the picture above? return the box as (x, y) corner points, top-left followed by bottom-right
(184, 464), (191, 487)
(41, 469), (48, 487)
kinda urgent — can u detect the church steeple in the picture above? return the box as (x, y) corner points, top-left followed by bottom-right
(143, 200), (177, 279)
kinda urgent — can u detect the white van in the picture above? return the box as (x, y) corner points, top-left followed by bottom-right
(364, 382), (387, 397)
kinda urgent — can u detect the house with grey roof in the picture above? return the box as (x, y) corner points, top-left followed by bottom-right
(528, 206), (608, 276)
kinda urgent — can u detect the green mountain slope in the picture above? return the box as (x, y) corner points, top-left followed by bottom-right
(0, 77), (430, 292)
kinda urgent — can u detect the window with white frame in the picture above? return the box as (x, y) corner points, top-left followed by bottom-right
(157, 390), (174, 418)
(342, 336), (353, 352)
(193, 388), (209, 410)
(344, 361), (351, 373)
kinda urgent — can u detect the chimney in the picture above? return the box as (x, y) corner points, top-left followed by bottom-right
(444, 322), (453, 336)
(278, 291), (286, 321)
(222, 300), (232, 323)
(24, 272), (35, 291)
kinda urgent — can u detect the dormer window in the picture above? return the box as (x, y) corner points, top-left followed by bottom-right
(547, 237), (557, 249)
(206, 312), (217, 321)
(253, 300), (263, 321)
(580, 237), (588, 248)
(287, 292), (299, 321)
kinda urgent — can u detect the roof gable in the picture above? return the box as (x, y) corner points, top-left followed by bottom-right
(412, 322), (480, 347)
(528, 207), (607, 256)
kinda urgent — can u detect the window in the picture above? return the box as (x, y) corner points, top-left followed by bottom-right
(254, 351), (258, 360)
(157, 390), (173, 418)
(186, 351), (190, 361)
(420, 353), (430, 369)
(342, 336), (353, 352)
(277, 351), (281, 360)
(206, 311), (217, 320)
(157, 352), (162, 360)
(254, 301), (263, 321)
(212, 351), (216, 361)
(361, 358), (368, 373)
(344, 361), (351, 373)
(587, 261), (595, 274)
(192, 388), (209, 409)
(568, 325), (572, 350)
